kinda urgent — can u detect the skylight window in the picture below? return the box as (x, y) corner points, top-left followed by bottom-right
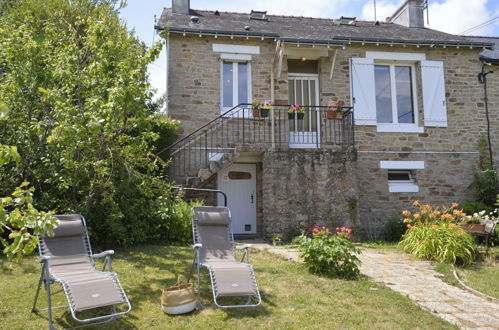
(249, 10), (267, 21)
(339, 16), (356, 25)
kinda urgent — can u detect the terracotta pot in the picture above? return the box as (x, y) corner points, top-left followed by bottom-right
(252, 108), (260, 117)
(327, 111), (343, 120)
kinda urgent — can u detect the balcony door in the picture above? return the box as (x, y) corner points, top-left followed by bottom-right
(288, 74), (320, 148)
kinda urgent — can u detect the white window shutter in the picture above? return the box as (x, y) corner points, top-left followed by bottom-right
(421, 60), (447, 127)
(350, 58), (376, 125)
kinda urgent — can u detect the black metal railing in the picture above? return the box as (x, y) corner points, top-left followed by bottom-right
(164, 103), (354, 182)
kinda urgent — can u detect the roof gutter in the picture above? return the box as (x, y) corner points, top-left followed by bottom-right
(480, 56), (499, 64)
(156, 26), (279, 40)
(157, 26), (494, 49)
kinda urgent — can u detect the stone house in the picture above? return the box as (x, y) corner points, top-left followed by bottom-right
(156, 0), (497, 239)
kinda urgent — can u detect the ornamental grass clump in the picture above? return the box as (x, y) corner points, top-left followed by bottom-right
(399, 201), (477, 265)
(299, 225), (361, 279)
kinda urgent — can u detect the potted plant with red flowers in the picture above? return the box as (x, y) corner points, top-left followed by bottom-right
(327, 100), (344, 120)
(260, 100), (272, 117)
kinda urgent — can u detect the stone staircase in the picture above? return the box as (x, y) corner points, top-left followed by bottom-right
(175, 147), (240, 187)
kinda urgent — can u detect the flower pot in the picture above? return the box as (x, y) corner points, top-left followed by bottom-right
(252, 108), (260, 117)
(326, 111), (343, 120)
(260, 108), (270, 117)
(288, 113), (304, 120)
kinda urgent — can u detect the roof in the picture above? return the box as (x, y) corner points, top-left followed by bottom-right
(156, 8), (493, 48)
(467, 36), (499, 63)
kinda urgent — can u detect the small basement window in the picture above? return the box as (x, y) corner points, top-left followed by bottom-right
(387, 170), (419, 193)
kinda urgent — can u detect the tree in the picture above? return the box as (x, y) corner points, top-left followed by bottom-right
(0, 142), (58, 261)
(0, 0), (179, 248)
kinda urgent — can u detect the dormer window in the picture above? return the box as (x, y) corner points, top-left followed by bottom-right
(249, 10), (267, 21)
(339, 16), (356, 25)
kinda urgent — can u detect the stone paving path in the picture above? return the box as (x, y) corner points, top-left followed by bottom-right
(246, 242), (499, 329)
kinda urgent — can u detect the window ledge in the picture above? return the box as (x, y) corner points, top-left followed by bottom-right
(376, 124), (424, 133)
(388, 182), (419, 193)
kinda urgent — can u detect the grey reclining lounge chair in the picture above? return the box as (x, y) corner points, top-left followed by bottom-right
(32, 214), (131, 329)
(190, 206), (261, 309)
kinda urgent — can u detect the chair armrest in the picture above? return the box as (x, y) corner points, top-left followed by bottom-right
(93, 250), (115, 258)
(37, 256), (52, 263)
(236, 244), (252, 250)
(192, 243), (203, 249)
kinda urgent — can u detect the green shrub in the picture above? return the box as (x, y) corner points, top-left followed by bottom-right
(400, 223), (476, 265)
(383, 217), (407, 242)
(399, 201), (476, 265)
(0, 0), (180, 249)
(299, 230), (361, 279)
(155, 196), (203, 245)
(460, 200), (493, 217)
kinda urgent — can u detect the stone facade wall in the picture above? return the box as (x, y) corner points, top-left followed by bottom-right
(484, 63), (499, 170)
(262, 149), (358, 239)
(167, 32), (494, 238)
(167, 35), (277, 135)
(356, 152), (478, 239)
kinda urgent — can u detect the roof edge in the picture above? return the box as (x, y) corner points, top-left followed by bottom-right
(158, 26), (494, 49)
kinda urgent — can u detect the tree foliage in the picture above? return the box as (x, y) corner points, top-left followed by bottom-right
(0, 0), (179, 248)
(0, 142), (58, 261)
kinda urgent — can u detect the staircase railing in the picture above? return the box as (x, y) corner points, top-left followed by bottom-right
(160, 103), (354, 183)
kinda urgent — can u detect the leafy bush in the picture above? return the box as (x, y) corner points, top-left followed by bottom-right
(460, 200), (493, 217)
(154, 196), (203, 245)
(0, 144), (58, 260)
(383, 217), (407, 242)
(299, 227), (361, 279)
(0, 0), (180, 248)
(399, 201), (476, 265)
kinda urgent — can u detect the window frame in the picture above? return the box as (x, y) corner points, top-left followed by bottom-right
(387, 169), (419, 193)
(220, 60), (252, 114)
(374, 60), (421, 132)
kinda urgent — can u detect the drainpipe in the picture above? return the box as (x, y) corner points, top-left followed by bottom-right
(478, 62), (494, 170)
(164, 33), (170, 115)
(270, 43), (276, 149)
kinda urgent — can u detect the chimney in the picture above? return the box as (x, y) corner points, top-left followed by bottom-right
(172, 0), (190, 15)
(388, 0), (425, 28)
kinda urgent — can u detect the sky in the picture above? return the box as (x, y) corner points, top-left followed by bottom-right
(119, 0), (499, 101)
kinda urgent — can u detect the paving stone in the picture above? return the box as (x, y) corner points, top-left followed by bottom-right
(457, 313), (499, 327)
(420, 302), (459, 313)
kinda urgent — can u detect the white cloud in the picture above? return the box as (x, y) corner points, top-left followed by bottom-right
(360, 0), (402, 22)
(426, 0), (493, 35)
(360, 0), (494, 36)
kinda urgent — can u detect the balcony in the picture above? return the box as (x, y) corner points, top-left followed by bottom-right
(167, 104), (355, 186)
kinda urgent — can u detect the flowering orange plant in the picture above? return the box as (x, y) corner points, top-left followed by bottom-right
(399, 201), (477, 265)
(401, 201), (468, 229)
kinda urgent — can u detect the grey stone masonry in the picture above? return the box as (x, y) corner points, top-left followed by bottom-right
(262, 149), (359, 239)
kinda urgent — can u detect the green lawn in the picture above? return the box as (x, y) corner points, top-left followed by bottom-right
(0, 243), (457, 329)
(435, 248), (499, 299)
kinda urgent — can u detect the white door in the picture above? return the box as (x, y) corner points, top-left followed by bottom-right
(288, 75), (320, 148)
(217, 164), (257, 234)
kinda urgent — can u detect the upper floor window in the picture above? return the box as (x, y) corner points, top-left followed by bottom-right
(222, 61), (251, 112)
(350, 51), (448, 132)
(374, 64), (416, 125)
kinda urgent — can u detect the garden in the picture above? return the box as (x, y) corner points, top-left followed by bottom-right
(0, 0), (498, 329)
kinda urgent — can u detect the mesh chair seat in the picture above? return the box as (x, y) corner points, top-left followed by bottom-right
(33, 214), (131, 327)
(191, 206), (261, 308)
